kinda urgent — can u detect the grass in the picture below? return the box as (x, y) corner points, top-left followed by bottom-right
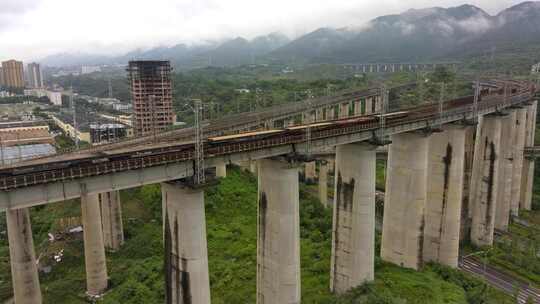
(0, 167), (518, 303)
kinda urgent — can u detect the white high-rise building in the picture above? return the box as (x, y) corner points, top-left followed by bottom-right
(27, 63), (44, 88)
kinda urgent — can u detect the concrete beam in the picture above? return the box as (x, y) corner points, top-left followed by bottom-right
(470, 116), (502, 247)
(6, 208), (42, 304)
(100, 191), (124, 251)
(162, 182), (211, 304)
(423, 125), (466, 268)
(331, 143), (376, 293)
(257, 159), (301, 304)
(381, 132), (429, 270)
(81, 193), (108, 296)
(495, 112), (516, 231)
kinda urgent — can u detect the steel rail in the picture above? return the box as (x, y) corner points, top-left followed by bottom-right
(0, 82), (534, 191)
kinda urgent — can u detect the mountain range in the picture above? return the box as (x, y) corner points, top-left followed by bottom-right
(40, 1), (540, 69)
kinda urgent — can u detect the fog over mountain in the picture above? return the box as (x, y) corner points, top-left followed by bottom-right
(271, 1), (540, 63)
(39, 1), (540, 68)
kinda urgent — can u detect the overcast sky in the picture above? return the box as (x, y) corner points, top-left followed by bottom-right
(0, 0), (528, 61)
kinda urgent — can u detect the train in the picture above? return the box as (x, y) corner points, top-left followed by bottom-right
(0, 79), (532, 181)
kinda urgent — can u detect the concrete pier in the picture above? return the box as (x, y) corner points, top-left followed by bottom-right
(6, 208), (42, 304)
(510, 108), (527, 216)
(331, 143), (376, 293)
(423, 125), (466, 268)
(327, 107), (335, 120)
(495, 112), (516, 231)
(216, 163), (227, 178)
(257, 159), (301, 304)
(99, 191), (124, 251)
(319, 162), (329, 207)
(470, 116), (502, 247)
(81, 194), (108, 296)
(381, 132), (429, 270)
(365, 98), (372, 115)
(162, 182), (211, 304)
(354, 101), (362, 115)
(339, 103), (349, 119)
(250, 160), (258, 175)
(460, 126), (476, 240)
(520, 101), (537, 210)
(304, 161), (316, 184)
(468, 116), (484, 223)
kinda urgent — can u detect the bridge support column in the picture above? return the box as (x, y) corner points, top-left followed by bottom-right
(100, 191), (124, 251)
(381, 132), (429, 270)
(162, 181), (211, 304)
(304, 161), (316, 184)
(236, 160), (249, 171)
(460, 126), (476, 240)
(521, 101), (537, 210)
(327, 107), (335, 120)
(354, 101), (362, 115)
(250, 160), (258, 175)
(316, 109), (324, 121)
(257, 158), (301, 304)
(330, 143), (376, 293)
(365, 98), (372, 115)
(470, 116), (502, 247)
(6, 208), (42, 304)
(495, 112), (516, 231)
(338, 103), (349, 119)
(374, 96), (382, 113)
(319, 161), (329, 207)
(510, 108), (527, 216)
(216, 163), (227, 178)
(81, 193), (108, 296)
(423, 125), (466, 268)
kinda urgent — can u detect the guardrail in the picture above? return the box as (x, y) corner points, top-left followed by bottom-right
(0, 86), (533, 192)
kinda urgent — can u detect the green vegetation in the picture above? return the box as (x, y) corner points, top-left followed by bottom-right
(0, 167), (516, 303)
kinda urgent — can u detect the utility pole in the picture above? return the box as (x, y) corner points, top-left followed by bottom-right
(0, 135), (4, 166)
(193, 99), (205, 185)
(255, 88), (262, 127)
(473, 78), (480, 123)
(438, 83), (446, 129)
(305, 95), (314, 158)
(71, 86), (79, 149)
(108, 78), (113, 99)
(378, 85), (389, 142)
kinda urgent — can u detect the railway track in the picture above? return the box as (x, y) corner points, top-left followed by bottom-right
(38, 83), (422, 161)
(0, 80), (534, 191)
(459, 256), (540, 303)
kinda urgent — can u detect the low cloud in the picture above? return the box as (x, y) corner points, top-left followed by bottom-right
(0, 0), (529, 60)
(456, 14), (496, 34)
(0, 0), (41, 32)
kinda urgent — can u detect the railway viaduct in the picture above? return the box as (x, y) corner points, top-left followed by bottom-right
(342, 62), (458, 74)
(0, 80), (537, 304)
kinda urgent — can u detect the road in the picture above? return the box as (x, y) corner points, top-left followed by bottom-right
(459, 256), (540, 303)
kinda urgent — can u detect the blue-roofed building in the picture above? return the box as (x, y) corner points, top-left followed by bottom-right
(0, 143), (55, 165)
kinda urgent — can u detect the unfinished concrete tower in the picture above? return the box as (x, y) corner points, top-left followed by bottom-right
(128, 60), (174, 137)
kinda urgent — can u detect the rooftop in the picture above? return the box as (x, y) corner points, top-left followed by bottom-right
(1, 143), (55, 165)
